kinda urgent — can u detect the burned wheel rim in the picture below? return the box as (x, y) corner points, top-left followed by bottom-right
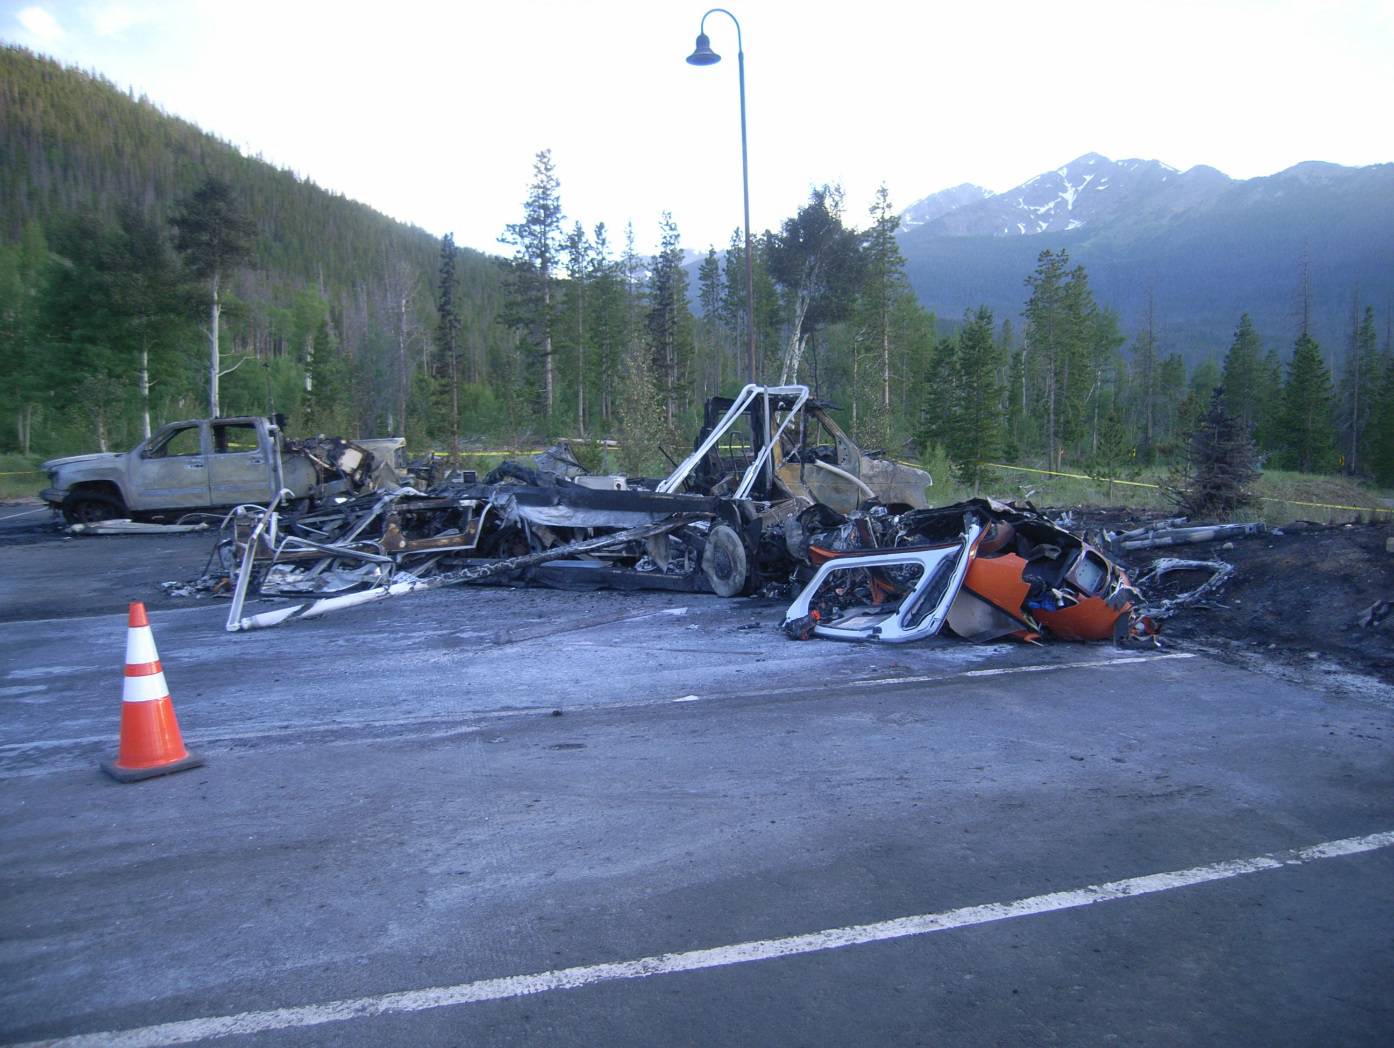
(63, 495), (122, 525)
(702, 524), (748, 597)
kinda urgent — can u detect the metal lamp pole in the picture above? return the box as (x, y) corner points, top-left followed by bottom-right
(687, 8), (756, 384)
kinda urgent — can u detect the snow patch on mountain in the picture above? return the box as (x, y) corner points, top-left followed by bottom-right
(899, 153), (1187, 238)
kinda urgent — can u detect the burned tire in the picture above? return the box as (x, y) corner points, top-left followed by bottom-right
(702, 524), (748, 597)
(62, 492), (124, 525)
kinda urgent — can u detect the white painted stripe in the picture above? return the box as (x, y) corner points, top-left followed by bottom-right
(120, 670), (170, 704)
(852, 651), (1197, 687)
(10, 829), (1391, 1048)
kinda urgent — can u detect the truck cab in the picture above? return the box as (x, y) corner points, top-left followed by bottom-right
(41, 417), (405, 524)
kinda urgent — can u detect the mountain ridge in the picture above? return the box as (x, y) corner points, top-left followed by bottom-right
(895, 153), (1394, 364)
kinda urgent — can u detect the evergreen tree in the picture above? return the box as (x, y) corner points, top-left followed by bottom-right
(1162, 392), (1260, 519)
(1338, 302), (1380, 475)
(1277, 332), (1337, 472)
(1083, 305), (1126, 456)
(106, 207), (199, 438)
(1253, 346), (1286, 455)
(1154, 352), (1189, 456)
(720, 228), (746, 384)
(917, 334), (959, 451)
(1220, 313), (1264, 434)
(171, 176), (256, 416)
(616, 333), (667, 478)
(696, 246), (723, 398)
(645, 213), (693, 429)
(0, 223), (50, 453)
(1129, 288), (1160, 462)
(499, 149), (566, 419)
(436, 232), (461, 455)
(303, 315), (351, 435)
(944, 306), (1005, 493)
(1189, 358), (1222, 401)
(858, 184), (911, 431)
(560, 222), (593, 436)
(37, 210), (197, 448)
(587, 223), (627, 426)
(1087, 410), (1141, 501)
(1023, 249), (1096, 469)
(1365, 339), (1394, 485)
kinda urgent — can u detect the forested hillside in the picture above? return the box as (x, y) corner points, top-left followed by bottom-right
(3, 45), (1393, 490)
(0, 45), (508, 454)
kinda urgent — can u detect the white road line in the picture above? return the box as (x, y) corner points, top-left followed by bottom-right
(853, 651), (1197, 687)
(0, 652), (1199, 773)
(11, 829), (1392, 1048)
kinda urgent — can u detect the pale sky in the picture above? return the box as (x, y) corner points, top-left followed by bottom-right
(4, 0), (1391, 257)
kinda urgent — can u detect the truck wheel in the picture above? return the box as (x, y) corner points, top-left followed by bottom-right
(702, 524), (748, 597)
(62, 493), (124, 525)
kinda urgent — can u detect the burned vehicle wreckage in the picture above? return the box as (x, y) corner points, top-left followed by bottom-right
(781, 499), (1143, 645)
(219, 385), (935, 630)
(211, 384), (1150, 645)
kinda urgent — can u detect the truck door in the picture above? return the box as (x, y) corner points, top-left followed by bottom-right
(132, 422), (213, 508)
(206, 420), (277, 506)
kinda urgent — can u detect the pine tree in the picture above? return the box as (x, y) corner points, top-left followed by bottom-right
(1220, 313), (1264, 434)
(1365, 339), (1394, 485)
(499, 149), (566, 420)
(1338, 301), (1379, 475)
(303, 316), (351, 435)
(0, 223), (50, 453)
(645, 213), (693, 430)
(1087, 410), (1141, 501)
(616, 335), (666, 478)
(1278, 332), (1337, 472)
(562, 222), (593, 437)
(1162, 392), (1260, 519)
(859, 184), (911, 429)
(587, 223), (627, 425)
(1252, 346), (1286, 455)
(436, 232), (460, 457)
(1129, 287), (1160, 462)
(1022, 249), (1085, 469)
(696, 247), (723, 398)
(171, 176), (256, 416)
(944, 306), (1005, 493)
(106, 207), (199, 438)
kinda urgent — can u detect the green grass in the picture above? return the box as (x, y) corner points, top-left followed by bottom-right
(956, 460), (1393, 525)
(0, 454), (46, 500)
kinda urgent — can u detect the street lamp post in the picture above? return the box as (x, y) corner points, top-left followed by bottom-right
(687, 8), (757, 384)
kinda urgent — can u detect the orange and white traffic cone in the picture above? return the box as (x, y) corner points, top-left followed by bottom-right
(101, 602), (204, 782)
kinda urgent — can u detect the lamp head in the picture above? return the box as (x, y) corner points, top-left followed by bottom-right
(686, 32), (721, 65)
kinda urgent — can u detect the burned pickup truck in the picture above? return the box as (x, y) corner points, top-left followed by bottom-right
(41, 415), (405, 524)
(219, 385), (934, 629)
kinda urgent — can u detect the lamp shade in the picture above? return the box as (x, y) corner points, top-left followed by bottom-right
(686, 33), (721, 65)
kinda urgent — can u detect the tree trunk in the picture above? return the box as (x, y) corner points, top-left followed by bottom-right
(780, 288), (813, 384)
(209, 271), (221, 416)
(140, 346), (151, 439)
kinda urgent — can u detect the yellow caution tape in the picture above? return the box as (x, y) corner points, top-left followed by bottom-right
(985, 463), (1160, 490)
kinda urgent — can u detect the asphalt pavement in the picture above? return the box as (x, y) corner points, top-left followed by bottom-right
(1, 515), (1391, 1047)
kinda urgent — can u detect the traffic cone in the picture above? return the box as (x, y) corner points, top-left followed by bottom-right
(101, 602), (204, 782)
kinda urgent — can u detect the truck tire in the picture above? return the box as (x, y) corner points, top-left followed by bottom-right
(702, 524), (748, 597)
(62, 492), (125, 525)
